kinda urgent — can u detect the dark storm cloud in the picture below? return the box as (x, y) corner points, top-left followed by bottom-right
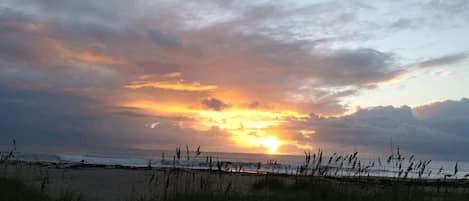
(0, 85), (101, 148)
(285, 98), (469, 160)
(413, 99), (469, 121)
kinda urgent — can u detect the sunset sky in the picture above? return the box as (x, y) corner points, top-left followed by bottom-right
(1, 0), (469, 159)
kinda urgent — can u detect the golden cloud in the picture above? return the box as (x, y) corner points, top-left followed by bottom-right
(125, 81), (217, 91)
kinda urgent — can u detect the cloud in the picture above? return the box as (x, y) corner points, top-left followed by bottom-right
(147, 29), (181, 48)
(201, 98), (230, 111)
(283, 98), (469, 160)
(425, 0), (469, 16)
(3, 83), (468, 159)
(389, 18), (417, 30)
(5, 0), (134, 25)
(314, 48), (400, 86)
(75, 52), (123, 65)
(0, 85), (237, 152)
(125, 81), (217, 91)
(0, 1), (409, 116)
(417, 52), (469, 68)
(1, 0), (468, 157)
(413, 98), (469, 122)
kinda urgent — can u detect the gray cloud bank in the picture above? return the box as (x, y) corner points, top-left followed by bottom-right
(285, 98), (469, 160)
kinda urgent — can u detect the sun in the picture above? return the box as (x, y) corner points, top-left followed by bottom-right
(230, 134), (283, 154)
(258, 136), (281, 154)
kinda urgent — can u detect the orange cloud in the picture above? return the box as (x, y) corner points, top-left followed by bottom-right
(76, 52), (123, 65)
(162, 72), (182, 78)
(125, 81), (217, 91)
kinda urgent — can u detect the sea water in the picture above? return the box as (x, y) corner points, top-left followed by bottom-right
(9, 150), (469, 179)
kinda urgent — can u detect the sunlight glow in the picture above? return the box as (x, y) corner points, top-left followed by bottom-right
(259, 136), (282, 154)
(121, 101), (308, 154)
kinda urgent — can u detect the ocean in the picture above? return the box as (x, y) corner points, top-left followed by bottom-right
(8, 149), (469, 179)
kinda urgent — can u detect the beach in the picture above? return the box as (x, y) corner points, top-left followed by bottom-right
(3, 160), (469, 201)
(1, 161), (263, 201)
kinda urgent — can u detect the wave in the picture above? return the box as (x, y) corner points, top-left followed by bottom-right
(9, 152), (469, 179)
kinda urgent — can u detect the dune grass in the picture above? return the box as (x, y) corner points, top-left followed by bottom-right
(3, 171), (469, 201)
(0, 177), (85, 201)
(0, 176), (50, 201)
(166, 177), (469, 201)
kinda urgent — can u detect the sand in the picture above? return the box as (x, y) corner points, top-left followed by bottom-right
(1, 161), (269, 201)
(2, 161), (469, 201)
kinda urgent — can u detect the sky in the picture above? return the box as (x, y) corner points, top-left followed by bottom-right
(1, 0), (469, 160)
